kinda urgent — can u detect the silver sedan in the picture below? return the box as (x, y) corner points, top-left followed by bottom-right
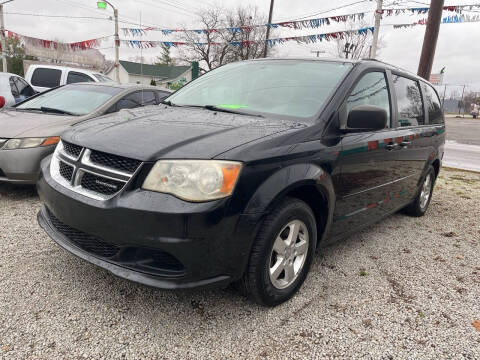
(0, 83), (170, 184)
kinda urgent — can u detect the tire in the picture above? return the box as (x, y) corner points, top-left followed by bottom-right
(404, 165), (436, 217)
(242, 197), (317, 306)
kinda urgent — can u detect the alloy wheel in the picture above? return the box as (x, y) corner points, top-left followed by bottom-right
(420, 173), (432, 210)
(268, 220), (309, 290)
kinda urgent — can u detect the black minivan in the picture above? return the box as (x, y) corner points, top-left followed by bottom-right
(37, 59), (445, 306)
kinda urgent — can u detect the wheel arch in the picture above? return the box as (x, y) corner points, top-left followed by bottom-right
(243, 163), (336, 247)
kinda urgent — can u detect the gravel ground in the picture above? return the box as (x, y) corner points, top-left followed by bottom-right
(0, 168), (479, 359)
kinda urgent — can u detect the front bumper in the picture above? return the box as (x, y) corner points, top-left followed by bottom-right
(37, 158), (261, 290)
(0, 145), (55, 184)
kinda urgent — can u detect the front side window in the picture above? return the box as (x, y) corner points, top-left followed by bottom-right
(346, 71), (391, 127)
(117, 91), (156, 110)
(31, 68), (61, 88)
(167, 60), (353, 119)
(67, 72), (95, 84)
(16, 84), (123, 116)
(422, 83), (443, 124)
(93, 74), (113, 82)
(393, 75), (424, 127)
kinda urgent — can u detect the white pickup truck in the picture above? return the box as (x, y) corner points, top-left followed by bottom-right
(25, 65), (114, 93)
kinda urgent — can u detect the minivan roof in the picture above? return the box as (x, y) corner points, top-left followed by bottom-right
(248, 57), (425, 83)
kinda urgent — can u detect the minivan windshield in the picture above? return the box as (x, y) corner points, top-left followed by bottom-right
(16, 84), (123, 116)
(167, 60), (353, 119)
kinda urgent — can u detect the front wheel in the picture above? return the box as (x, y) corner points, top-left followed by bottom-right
(242, 197), (317, 306)
(404, 166), (436, 217)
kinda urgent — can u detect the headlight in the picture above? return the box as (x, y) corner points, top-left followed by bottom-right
(142, 160), (242, 202)
(3, 136), (60, 150)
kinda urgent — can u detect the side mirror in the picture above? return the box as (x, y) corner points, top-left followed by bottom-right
(0, 96), (5, 109)
(344, 105), (387, 132)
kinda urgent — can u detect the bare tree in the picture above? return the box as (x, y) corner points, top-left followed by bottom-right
(332, 21), (383, 59)
(178, 5), (273, 71)
(226, 6), (271, 61)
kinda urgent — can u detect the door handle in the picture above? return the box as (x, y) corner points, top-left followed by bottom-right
(385, 143), (399, 150)
(399, 141), (411, 147)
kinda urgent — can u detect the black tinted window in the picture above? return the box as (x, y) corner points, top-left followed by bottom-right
(143, 91), (156, 105)
(117, 91), (156, 110)
(9, 77), (19, 97)
(393, 75), (424, 127)
(157, 91), (170, 101)
(347, 72), (391, 127)
(31, 68), (62, 88)
(15, 77), (35, 97)
(422, 83), (443, 124)
(67, 72), (94, 84)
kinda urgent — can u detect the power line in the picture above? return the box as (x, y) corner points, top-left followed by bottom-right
(4, 12), (110, 20)
(275, 0), (371, 22)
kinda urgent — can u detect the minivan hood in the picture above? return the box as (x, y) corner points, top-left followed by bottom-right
(0, 109), (81, 138)
(63, 106), (306, 161)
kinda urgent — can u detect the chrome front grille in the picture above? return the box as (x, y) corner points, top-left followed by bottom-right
(90, 150), (141, 174)
(62, 141), (83, 159)
(50, 140), (142, 200)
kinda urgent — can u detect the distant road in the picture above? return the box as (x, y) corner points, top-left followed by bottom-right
(444, 116), (480, 172)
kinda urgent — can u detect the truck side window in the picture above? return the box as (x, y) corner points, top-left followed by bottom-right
(67, 72), (95, 84)
(422, 83), (443, 124)
(392, 75), (425, 127)
(346, 72), (391, 127)
(31, 68), (62, 88)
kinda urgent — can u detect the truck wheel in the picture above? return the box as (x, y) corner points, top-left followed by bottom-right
(242, 197), (316, 306)
(404, 166), (436, 217)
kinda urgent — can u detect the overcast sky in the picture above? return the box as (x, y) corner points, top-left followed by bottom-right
(4, 0), (480, 94)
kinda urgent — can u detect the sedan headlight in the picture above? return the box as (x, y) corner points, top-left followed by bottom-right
(2, 137), (60, 150)
(142, 160), (242, 202)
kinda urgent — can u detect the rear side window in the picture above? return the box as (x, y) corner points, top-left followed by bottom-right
(67, 72), (95, 84)
(31, 68), (61, 88)
(14, 77), (35, 97)
(347, 71), (391, 127)
(9, 77), (19, 97)
(392, 75), (424, 127)
(422, 83), (443, 124)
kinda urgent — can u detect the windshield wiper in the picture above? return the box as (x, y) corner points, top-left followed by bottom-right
(39, 107), (77, 115)
(198, 105), (263, 117)
(161, 100), (178, 106)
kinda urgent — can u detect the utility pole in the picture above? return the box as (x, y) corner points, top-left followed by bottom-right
(0, 0), (14, 73)
(417, 0), (445, 80)
(369, 0), (383, 59)
(113, 7), (119, 83)
(459, 84), (466, 117)
(263, 0), (274, 58)
(97, 1), (119, 82)
(442, 83), (447, 107)
(310, 50), (326, 58)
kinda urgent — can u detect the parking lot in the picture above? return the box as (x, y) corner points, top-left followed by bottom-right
(0, 168), (479, 359)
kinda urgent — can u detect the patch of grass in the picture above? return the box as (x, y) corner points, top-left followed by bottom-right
(360, 269), (368, 276)
(418, 311), (426, 318)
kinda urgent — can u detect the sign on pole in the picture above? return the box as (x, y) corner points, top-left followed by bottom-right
(429, 73), (443, 85)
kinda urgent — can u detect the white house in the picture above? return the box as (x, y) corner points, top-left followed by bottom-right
(107, 60), (192, 89)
